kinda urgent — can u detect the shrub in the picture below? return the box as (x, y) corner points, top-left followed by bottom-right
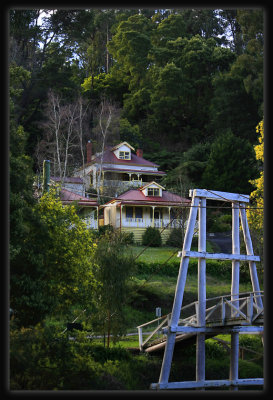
(135, 258), (251, 283)
(166, 228), (183, 248)
(142, 227), (162, 247)
(98, 224), (114, 236)
(10, 323), (162, 390)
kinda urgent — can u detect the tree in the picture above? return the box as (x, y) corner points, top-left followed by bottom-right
(92, 231), (135, 347)
(92, 98), (120, 201)
(11, 188), (97, 327)
(37, 90), (91, 177)
(9, 63), (39, 302)
(163, 142), (211, 189)
(247, 120), (263, 261)
(107, 14), (153, 91)
(218, 10), (244, 54)
(201, 130), (258, 194)
(209, 72), (260, 143)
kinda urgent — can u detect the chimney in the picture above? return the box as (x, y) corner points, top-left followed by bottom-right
(136, 148), (143, 158)
(86, 140), (92, 163)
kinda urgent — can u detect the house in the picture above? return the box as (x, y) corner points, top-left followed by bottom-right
(74, 141), (166, 196)
(102, 181), (191, 243)
(50, 177), (99, 230)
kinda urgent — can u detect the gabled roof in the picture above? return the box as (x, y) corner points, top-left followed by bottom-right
(102, 185), (190, 207)
(111, 141), (135, 151)
(140, 181), (165, 191)
(91, 147), (159, 167)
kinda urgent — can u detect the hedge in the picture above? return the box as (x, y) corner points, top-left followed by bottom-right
(135, 259), (250, 282)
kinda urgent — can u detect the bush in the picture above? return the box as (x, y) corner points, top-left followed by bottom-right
(135, 258), (250, 283)
(207, 211), (232, 233)
(142, 227), (162, 247)
(166, 228), (183, 248)
(10, 323), (162, 390)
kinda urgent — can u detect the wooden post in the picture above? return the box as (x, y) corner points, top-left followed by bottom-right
(97, 206), (99, 230)
(120, 204), (123, 231)
(138, 326), (143, 351)
(221, 297), (226, 325)
(196, 197), (206, 383)
(247, 293), (253, 323)
(152, 206), (155, 228)
(239, 206), (263, 309)
(159, 195), (200, 385)
(230, 202), (240, 390)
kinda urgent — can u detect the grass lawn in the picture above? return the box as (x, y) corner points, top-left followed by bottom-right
(127, 241), (214, 264)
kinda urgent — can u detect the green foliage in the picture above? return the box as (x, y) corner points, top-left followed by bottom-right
(119, 117), (142, 148)
(135, 258), (250, 283)
(10, 322), (262, 390)
(142, 227), (162, 247)
(202, 130), (258, 194)
(164, 142), (211, 188)
(166, 228), (183, 248)
(208, 212), (232, 233)
(92, 231), (136, 343)
(11, 189), (97, 327)
(10, 323), (162, 390)
(144, 149), (181, 172)
(209, 73), (260, 142)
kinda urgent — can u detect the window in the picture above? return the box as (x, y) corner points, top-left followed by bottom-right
(119, 151), (130, 160)
(126, 206), (133, 218)
(148, 188), (160, 196)
(135, 208), (143, 219)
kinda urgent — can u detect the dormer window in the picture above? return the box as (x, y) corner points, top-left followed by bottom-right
(141, 181), (164, 197)
(112, 142), (134, 160)
(119, 151), (130, 160)
(148, 188), (160, 196)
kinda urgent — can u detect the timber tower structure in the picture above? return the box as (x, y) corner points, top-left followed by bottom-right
(149, 189), (264, 390)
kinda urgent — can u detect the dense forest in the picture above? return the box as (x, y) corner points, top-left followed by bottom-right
(9, 8), (264, 390)
(10, 9), (263, 191)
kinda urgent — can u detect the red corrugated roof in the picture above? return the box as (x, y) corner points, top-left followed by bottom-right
(101, 166), (165, 175)
(114, 188), (190, 206)
(60, 188), (98, 206)
(92, 148), (159, 167)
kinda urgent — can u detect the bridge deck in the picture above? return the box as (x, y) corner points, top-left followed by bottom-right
(137, 291), (263, 353)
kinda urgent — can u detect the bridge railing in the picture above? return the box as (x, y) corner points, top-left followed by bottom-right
(137, 291), (263, 350)
(179, 291), (264, 327)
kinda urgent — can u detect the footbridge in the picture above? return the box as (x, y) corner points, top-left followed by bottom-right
(137, 291), (263, 353)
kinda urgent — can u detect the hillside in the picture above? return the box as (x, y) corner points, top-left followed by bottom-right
(10, 9), (263, 196)
(9, 8), (264, 391)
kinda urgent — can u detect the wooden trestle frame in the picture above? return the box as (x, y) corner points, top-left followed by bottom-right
(150, 189), (264, 390)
